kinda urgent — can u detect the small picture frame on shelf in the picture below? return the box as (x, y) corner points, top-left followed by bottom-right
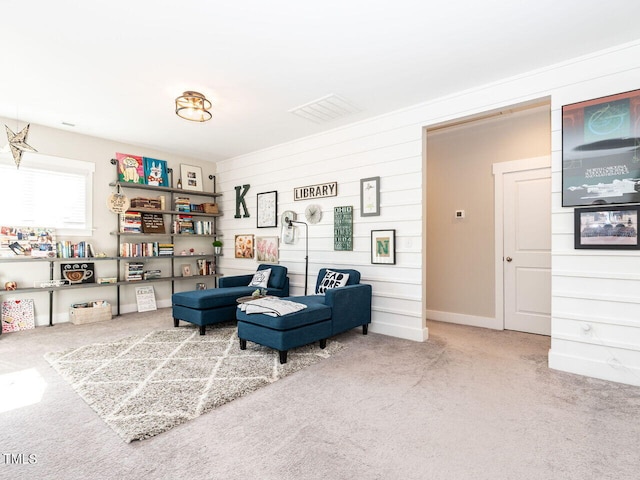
(181, 264), (192, 276)
(180, 164), (204, 192)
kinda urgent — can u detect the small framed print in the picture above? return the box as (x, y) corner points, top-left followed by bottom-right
(361, 176), (380, 216)
(574, 205), (640, 249)
(181, 264), (192, 276)
(257, 191), (278, 228)
(180, 164), (204, 192)
(371, 229), (396, 264)
(256, 236), (279, 263)
(235, 234), (255, 259)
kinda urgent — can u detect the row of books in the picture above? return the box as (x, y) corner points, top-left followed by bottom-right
(196, 259), (215, 276)
(171, 218), (215, 235)
(119, 242), (176, 257)
(57, 241), (95, 258)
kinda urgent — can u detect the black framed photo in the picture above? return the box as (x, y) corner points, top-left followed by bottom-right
(574, 205), (640, 249)
(371, 229), (396, 264)
(562, 88), (640, 207)
(257, 191), (277, 228)
(360, 176), (380, 216)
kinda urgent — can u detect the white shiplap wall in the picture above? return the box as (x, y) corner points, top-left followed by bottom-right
(215, 40), (640, 385)
(215, 117), (427, 341)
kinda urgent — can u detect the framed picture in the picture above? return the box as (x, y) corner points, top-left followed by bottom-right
(334, 206), (353, 251)
(371, 229), (396, 264)
(257, 191), (277, 228)
(574, 205), (640, 249)
(60, 262), (95, 284)
(181, 264), (192, 276)
(143, 157), (169, 187)
(360, 176), (380, 216)
(562, 88), (640, 207)
(116, 152), (144, 184)
(2, 299), (35, 333)
(180, 164), (204, 192)
(256, 236), (279, 263)
(235, 234), (254, 259)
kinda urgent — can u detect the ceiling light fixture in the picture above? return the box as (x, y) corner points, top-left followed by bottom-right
(175, 91), (212, 122)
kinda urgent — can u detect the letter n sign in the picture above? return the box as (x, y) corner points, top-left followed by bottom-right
(235, 184), (250, 218)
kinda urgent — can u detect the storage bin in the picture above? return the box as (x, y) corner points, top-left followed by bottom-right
(69, 303), (112, 325)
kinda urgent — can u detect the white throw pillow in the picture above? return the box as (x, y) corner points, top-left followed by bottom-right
(248, 268), (271, 288)
(316, 269), (350, 295)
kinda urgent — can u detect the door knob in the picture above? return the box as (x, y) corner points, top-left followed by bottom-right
(506, 256), (513, 262)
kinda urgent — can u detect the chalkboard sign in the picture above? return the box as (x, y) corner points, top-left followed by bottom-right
(334, 206), (353, 251)
(141, 213), (166, 233)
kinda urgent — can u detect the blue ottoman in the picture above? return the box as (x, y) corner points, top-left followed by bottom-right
(237, 297), (332, 364)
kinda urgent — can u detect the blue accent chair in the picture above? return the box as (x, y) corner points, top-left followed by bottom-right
(236, 268), (371, 363)
(172, 264), (289, 335)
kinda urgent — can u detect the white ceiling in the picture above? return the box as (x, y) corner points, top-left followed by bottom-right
(2, 0), (639, 163)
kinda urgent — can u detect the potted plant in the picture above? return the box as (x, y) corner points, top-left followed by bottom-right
(212, 240), (223, 255)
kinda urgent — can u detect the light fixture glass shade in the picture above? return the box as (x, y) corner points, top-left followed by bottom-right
(175, 91), (212, 122)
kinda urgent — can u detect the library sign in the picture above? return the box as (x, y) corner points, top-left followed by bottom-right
(294, 182), (337, 201)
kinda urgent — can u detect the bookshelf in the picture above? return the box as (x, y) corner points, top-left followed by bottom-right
(0, 164), (223, 327)
(109, 159), (223, 315)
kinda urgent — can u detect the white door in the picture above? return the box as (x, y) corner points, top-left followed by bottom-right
(503, 167), (551, 335)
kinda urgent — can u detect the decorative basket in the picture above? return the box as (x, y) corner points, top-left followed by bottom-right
(202, 203), (219, 214)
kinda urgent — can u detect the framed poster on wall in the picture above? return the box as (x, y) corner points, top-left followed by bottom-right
(562, 88), (640, 207)
(574, 205), (640, 250)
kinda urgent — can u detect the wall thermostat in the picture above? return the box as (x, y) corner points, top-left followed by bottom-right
(455, 210), (465, 219)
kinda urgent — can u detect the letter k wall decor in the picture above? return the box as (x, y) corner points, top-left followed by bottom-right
(235, 184), (250, 218)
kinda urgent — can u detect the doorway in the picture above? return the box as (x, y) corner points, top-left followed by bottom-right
(425, 101), (551, 332)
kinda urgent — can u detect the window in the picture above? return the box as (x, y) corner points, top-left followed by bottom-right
(0, 153), (95, 236)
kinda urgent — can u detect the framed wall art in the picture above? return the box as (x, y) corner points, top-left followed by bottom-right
(574, 205), (639, 249)
(256, 236), (279, 263)
(360, 176), (380, 216)
(371, 229), (396, 264)
(257, 191), (277, 228)
(180, 164), (204, 192)
(562, 88), (640, 207)
(334, 206), (353, 251)
(235, 234), (254, 259)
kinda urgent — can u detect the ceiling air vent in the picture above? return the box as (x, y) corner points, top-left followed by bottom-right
(288, 94), (360, 124)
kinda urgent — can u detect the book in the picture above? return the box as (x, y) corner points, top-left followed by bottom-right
(143, 157), (169, 187)
(116, 153), (145, 184)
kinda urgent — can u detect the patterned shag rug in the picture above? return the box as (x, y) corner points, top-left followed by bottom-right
(44, 323), (343, 443)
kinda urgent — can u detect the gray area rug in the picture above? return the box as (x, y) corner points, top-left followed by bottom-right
(44, 323), (342, 443)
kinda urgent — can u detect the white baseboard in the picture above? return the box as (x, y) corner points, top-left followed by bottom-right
(549, 350), (640, 387)
(369, 321), (428, 342)
(426, 309), (502, 330)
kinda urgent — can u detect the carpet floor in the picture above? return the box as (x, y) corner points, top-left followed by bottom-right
(44, 322), (342, 442)
(2, 309), (640, 480)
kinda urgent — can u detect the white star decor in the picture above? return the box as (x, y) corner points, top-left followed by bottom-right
(5, 124), (37, 168)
